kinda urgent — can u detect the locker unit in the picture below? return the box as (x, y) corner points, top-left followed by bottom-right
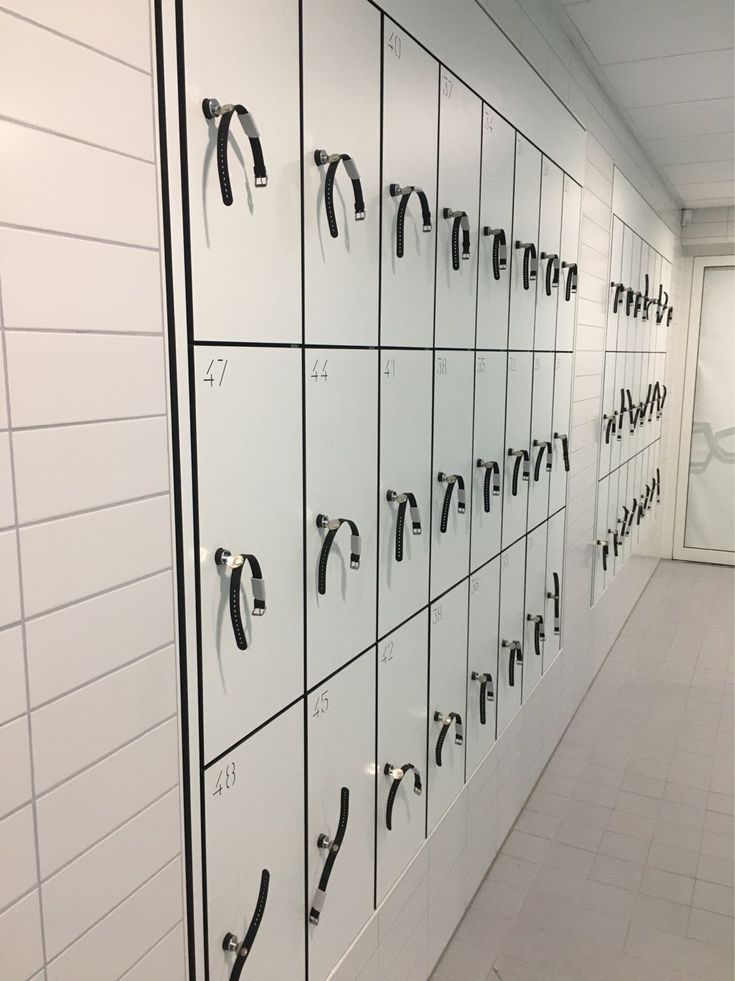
(466, 558), (500, 775)
(434, 70), (482, 349)
(308, 652), (375, 980)
(380, 22), (438, 347)
(544, 507), (565, 669)
(378, 349), (433, 638)
(302, 0), (381, 345)
(502, 352), (533, 549)
(508, 134), (541, 350)
(496, 537), (526, 736)
(527, 353), (554, 531)
(549, 353), (573, 516)
(534, 159), (563, 352)
(471, 351), (507, 571)
(522, 522), (548, 699)
(557, 174), (581, 351)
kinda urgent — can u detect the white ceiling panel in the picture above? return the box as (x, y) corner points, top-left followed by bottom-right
(646, 133), (735, 166)
(670, 180), (734, 200)
(603, 49), (734, 108)
(628, 99), (734, 140)
(664, 160), (735, 184)
(679, 196), (734, 208)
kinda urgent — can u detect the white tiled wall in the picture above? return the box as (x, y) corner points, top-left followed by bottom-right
(0, 4), (185, 981)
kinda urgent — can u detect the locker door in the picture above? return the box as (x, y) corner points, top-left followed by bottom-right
(476, 107), (515, 350)
(303, 0), (380, 345)
(605, 467), (621, 579)
(502, 352), (532, 549)
(431, 351), (474, 599)
(549, 353), (573, 516)
(381, 21), (438, 348)
(659, 258), (672, 353)
(508, 134), (541, 350)
(379, 350), (432, 638)
(308, 652), (375, 980)
(466, 558), (500, 776)
(607, 217), (624, 353)
(306, 350), (378, 687)
(600, 351), (617, 478)
(619, 350), (635, 467)
(654, 352), (665, 441)
(522, 522), (548, 699)
(640, 352), (653, 449)
(534, 159), (563, 352)
(428, 580), (468, 832)
(528, 353), (554, 531)
(610, 352), (624, 473)
(496, 538), (526, 736)
(637, 243), (649, 354)
(544, 507), (565, 669)
(471, 351), (506, 571)
(619, 225), (634, 352)
(632, 350), (644, 456)
(630, 452), (643, 547)
(204, 702), (304, 981)
(629, 234), (642, 354)
(593, 477), (610, 604)
(195, 347), (303, 763)
(376, 611), (428, 903)
(557, 174), (581, 352)
(618, 462), (632, 567)
(183, 0), (301, 344)
(434, 70), (482, 349)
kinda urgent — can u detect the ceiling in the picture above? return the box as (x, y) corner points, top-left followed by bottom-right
(557, 0), (734, 208)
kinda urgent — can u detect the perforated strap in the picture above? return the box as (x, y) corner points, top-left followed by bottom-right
(610, 528), (620, 557)
(384, 763), (422, 831)
(391, 184), (432, 258)
(214, 549), (266, 651)
(310, 787), (349, 925)
(541, 253), (560, 296)
(316, 151), (365, 239)
(224, 869), (270, 981)
(387, 490), (421, 562)
(434, 712), (463, 766)
(633, 292), (643, 319)
(471, 672), (494, 725)
(563, 261), (578, 301)
(533, 440), (552, 481)
(203, 101), (267, 207)
(438, 473), (466, 533)
(548, 572), (561, 634)
(666, 306), (674, 326)
(444, 209), (470, 270)
(527, 614), (545, 656)
(509, 449), (530, 497)
(627, 501), (637, 533)
(656, 468), (661, 502)
(554, 432), (570, 472)
(604, 415), (616, 445)
(516, 241), (538, 290)
(503, 640), (522, 687)
(476, 459), (501, 513)
(483, 227), (507, 280)
(626, 288), (635, 317)
(597, 539), (609, 571)
(316, 516), (360, 595)
(611, 282), (625, 314)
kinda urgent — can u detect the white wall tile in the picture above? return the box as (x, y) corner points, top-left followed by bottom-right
(36, 719), (179, 876)
(0, 13), (154, 159)
(120, 923), (186, 981)
(0, 432), (14, 528)
(0, 890), (44, 981)
(6, 332), (166, 428)
(0, 717), (32, 818)
(0, 122), (158, 246)
(0, 229), (162, 333)
(0, 342), (7, 431)
(19, 495), (172, 617)
(26, 571), (174, 707)
(0, 530), (21, 627)
(0, 626), (26, 723)
(42, 790), (180, 958)
(13, 417), (170, 524)
(0, 805), (37, 909)
(31, 645), (176, 793)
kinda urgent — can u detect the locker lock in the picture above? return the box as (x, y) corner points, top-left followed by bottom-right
(314, 149), (365, 236)
(222, 933), (240, 952)
(315, 515), (361, 594)
(202, 98), (267, 206)
(443, 208), (471, 268)
(386, 490), (422, 563)
(483, 226), (508, 280)
(317, 833), (331, 850)
(215, 548), (244, 570)
(389, 184), (432, 255)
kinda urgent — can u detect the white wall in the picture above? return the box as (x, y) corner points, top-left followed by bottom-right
(0, 3), (186, 979)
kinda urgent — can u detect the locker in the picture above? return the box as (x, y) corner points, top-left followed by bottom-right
(182, 0), (301, 344)
(376, 611), (428, 903)
(607, 217), (624, 353)
(496, 537), (526, 736)
(204, 702), (305, 981)
(306, 349), (378, 687)
(631, 350), (644, 456)
(308, 652), (375, 980)
(593, 477), (610, 603)
(557, 174), (581, 352)
(501, 352), (532, 549)
(658, 259), (672, 353)
(431, 350), (474, 599)
(548, 353), (573, 516)
(619, 225), (634, 352)
(195, 347), (303, 763)
(528, 353), (555, 531)
(637, 243), (649, 354)
(434, 70), (482, 349)
(617, 462), (632, 567)
(600, 351), (618, 478)
(653, 352), (666, 441)
(610, 352), (625, 473)
(630, 452), (643, 547)
(379, 350), (433, 638)
(628, 234), (642, 352)
(639, 352), (653, 449)
(381, 22), (438, 347)
(428, 580), (468, 832)
(476, 107), (515, 350)
(544, 507), (565, 669)
(466, 558), (500, 776)
(618, 351), (635, 465)
(471, 351), (507, 571)
(534, 159), (563, 352)
(508, 134), (541, 350)
(303, 0), (381, 345)
(605, 467), (621, 579)
(522, 522), (548, 700)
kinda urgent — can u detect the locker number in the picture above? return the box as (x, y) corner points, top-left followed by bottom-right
(442, 74), (453, 99)
(311, 359), (329, 382)
(312, 690), (329, 718)
(477, 357), (486, 374)
(203, 358), (228, 387)
(384, 358), (396, 378)
(387, 31), (402, 58)
(436, 356), (447, 376)
(212, 761), (236, 797)
(381, 640), (394, 663)
(432, 605), (443, 626)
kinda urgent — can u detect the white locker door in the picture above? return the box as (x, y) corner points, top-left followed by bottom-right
(471, 351), (507, 571)
(593, 477), (610, 603)
(605, 467), (621, 578)
(381, 21), (438, 348)
(376, 611), (428, 903)
(496, 537), (526, 736)
(619, 225), (634, 352)
(431, 351), (474, 599)
(183, 0), (301, 344)
(618, 462), (632, 566)
(557, 174), (581, 352)
(629, 234), (642, 353)
(632, 350), (644, 456)
(607, 216), (624, 353)
(204, 702), (304, 981)
(630, 452), (643, 547)
(528, 353), (555, 531)
(476, 107), (515, 350)
(502, 352), (532, 549)
(600, 351), (617, 478)
(654, 352), (666, 441)
(379, 350), (432, 638)
(303, 0), (380, 345)
(544, 507), (565, 669)
(522, 522), (548, 699)
(306, 349), (378, 687)
(610, 352), (625, 473)
(508, 134), (541, 350)
(195, 347), (303, 764)
(549, 353), (573, 516)
(637, 243), (649, 354)
(659, 258), (672, 353)
(466, 558), (500, 776)
(620, 350), (635, 467)
(308, 652), (375, 980)
(534, 159), (563, 352)
(434, 70), (482, 349)
(428, 580), (468, 832)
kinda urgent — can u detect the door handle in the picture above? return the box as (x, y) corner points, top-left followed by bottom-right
(532, 439), (552, 480)
(508, 448), (530, 496)
(443, 208), (471, 270)
(383, 763), (422, 831)
(315, 515), (361, 595)
(476, 458), (501, 512)
(310, 787), (350, 925)
(547, 571), (561, 635)
(471, 671), (494, 725)
(386, 490), (422, 562)
(314, 150), (365, 239)
(214, 548), (266, 651)
(515, 241), (538, 290)
(608, 528), (620, 557)
(203, 98), (267, 205)
(433, 711), (463, 766)
(553, 432), (570, 472)
(540, 252), (560, 296)
(595, 539), (609, 572)
(501, 639), (523, 686)
(611, 282), (625, 314)
(222, 869), (270, 980)
(562, 260), (578, 301)
(527, 613), (546, 656)
(603, 413), (617, 445)
(483, 226), (507, 280)
(389, 183), (432, 258)
(437, 472), (466, 532)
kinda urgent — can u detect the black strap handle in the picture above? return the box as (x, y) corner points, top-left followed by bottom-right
(502, 640), (522, 687)
(515, 241), (538, 290)
(437, 472), (466, 533)
(620, 505), (630, 537)
(483, 226), (507, 280)
(527, 614), (545, 656)
(383, 763), (422, 830)
(310, 787), (349, 925)
(547, 572), (560, 635)
(214, 549), (266, 651)
(532, 440), (552, 480)
(596, 539), (609, 572)
(222, 868), (270, 981)
(656, 468), (661, 502)
(625, 288), (635, 317)
(650, 476), (657, 507)
(611, 282), (625, 314)
(203, 99), (267, 206)
(603, 414), (616, 445)
(476, 459), (501, 512)
(434, 711), (463, 766)
(627, 501), (637, 533)
(471, 671), (494, 725)
(609, 528), (620, 558)
(508, 449), (530, 496)
(553, 432), (570, 472)
(540, 252), (560, 297)
(443, 209), (470, 270)
(656, 289), (669, 324)
(390, 184), (432, 258)
(315, 150), (365, 239)
(316, 515), (360, 595)
(666, 306), (674, 326)
(386, 490), (422, 562)
(562, 261), (578, 301)
(660, 385), (668, 411)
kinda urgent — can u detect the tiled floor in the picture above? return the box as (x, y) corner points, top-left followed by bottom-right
(432, 560), (734, 981)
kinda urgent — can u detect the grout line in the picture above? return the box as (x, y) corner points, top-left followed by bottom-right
(118, 918), (184, 979)
(16, 490), (171, 532)
(0, 113), (155, 166)
(3, 326), (165, 337)
(0, 221), (159, 253)
(9, 412), (168, 434)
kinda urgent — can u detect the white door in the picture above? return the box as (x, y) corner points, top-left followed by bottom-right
(466, 559), (500, 776)
(508, 134), (541, 350)
(557, 175), (581, 351)
(195, 347), (303, 763)
(600, 351), (618, 478)
(502, 352), (532, 549)
(549, 352), (573, 515)
(496, 538), (526, 736)
(528, 353), (554, 531)
(381, 21), (438, 348)
(607, 216), (624, 354)
(592, 477), (610, 603)
(605, 467), (622, 578)
(619, 225), (634, 352)
(471, 351), (506, 571)
(303, 0), (380, 345)
(544, 508), (565, 669)
(522, 521), (548, 699)
(534, 159), (563, 352)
